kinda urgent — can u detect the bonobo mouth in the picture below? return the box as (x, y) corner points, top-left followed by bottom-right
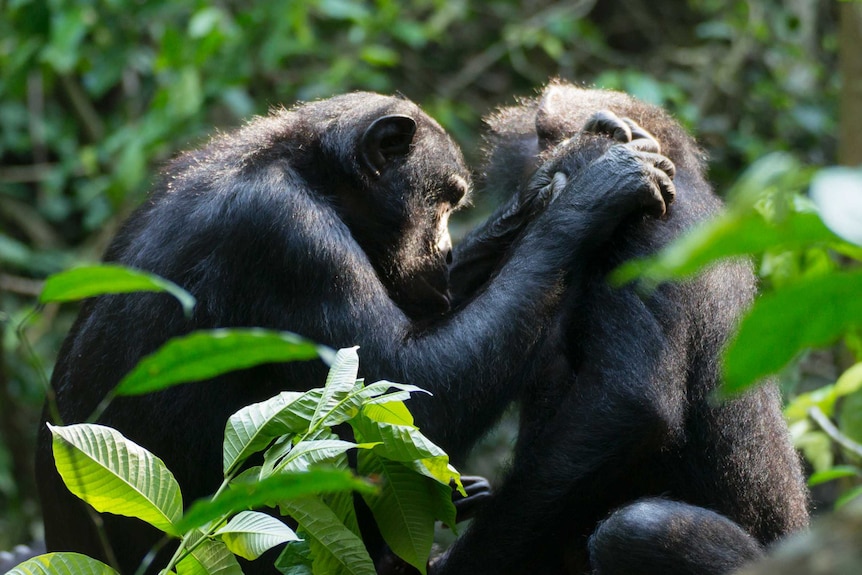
(392, 272), (451, 320)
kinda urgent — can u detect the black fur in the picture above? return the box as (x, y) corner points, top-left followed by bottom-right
(36, 91), (675, 575)
(438, 82), (809, 575)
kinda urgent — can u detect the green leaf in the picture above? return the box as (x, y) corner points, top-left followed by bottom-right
(176, 533), (243, 575)
(723, 270), (862, 394)
(215, 511), (300, 560)
(835, 362), (862, 397)
(835, 484), (862, 509)
(613, 210), (837, 286)
(6, 553), (118, 575)
(265, 439), (369, 475)
(39, 264), (196, 316)
(115, 329), (321, 396)
(280, 496), (376, 575)
(275, 539), (314, 575)
(357, 453), (436, 574)
(176, 469), (375, 534)
(223, 389), (323, 476)
(808, 466), (861, 487)
(49, 423), (182, 536)
(361, 401), (415, 426)
(310, 347), (360, 430)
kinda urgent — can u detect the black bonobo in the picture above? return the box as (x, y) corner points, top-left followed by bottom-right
(36, 92), (676, 574)
(436, 82), (810, 575)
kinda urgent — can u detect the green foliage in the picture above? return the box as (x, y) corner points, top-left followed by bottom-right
(620, 156), (862, 505)
(2, 263), (464, 574)
(0, 0), (844, 552)
(39, 265), (196, 315)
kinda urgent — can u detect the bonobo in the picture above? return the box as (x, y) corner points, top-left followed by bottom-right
(438, 82), (810, 575)
(36, 92), (676, 574)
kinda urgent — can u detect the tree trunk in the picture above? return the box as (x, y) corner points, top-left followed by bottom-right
(839, 0), (862, 166)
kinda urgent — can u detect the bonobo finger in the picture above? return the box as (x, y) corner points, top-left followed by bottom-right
(643, 165), (676, 218)
(622, 118), (662, 154)
(583, 110), (632, 143)
(452, 475), (493, 523)
(637, 151), (676, 180)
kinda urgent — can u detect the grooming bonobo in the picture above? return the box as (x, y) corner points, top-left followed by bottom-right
(36, 91), (676, 574)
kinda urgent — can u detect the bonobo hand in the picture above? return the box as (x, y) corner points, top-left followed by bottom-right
(531, 135), (676, 226)
(583, 109), (663, 153)
(452, 475), (493, 523)
(515, 111), (664, 219)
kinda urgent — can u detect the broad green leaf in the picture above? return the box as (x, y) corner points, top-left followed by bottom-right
(835, 362), (862, 397)
(808, 466), (861, 487)
(311, 347), (360, 430)
(319, 381), (427, 430)
(361, 401), (415, 426)
(115, 329), (321, 396)
(723, 270), (862, 394)
(265, 439), (365, 475)
(280, 496), (376, 575)
(215, 511), (300, 560)
(49, 423), (182, 536)
(177, 469), (375, 533)
(6, 553), (118, 575)
(613, 210), (837, 286)
(836, 484), (862, 509)
(223, 389), (324, 476)
(784, 384), (837, 422)
(838, 389), (862, 446)
(39, 264), (196, 316)
(275, 539), (314, 575)
(352, 409), (459, 488)
(176, 532), (243, 575)
(357, 453), (436, 574)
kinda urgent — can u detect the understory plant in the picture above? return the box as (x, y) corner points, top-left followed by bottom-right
(10, 266), (463, 575)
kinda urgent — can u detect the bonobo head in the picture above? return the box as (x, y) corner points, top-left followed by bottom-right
(483, 81), (704, 193)
(294, 93), (472, 320)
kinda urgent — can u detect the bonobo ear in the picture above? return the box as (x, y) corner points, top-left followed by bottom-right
(361, 114), (417, 176)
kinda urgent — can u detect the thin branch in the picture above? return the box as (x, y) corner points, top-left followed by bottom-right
(808, 405), (862, 460)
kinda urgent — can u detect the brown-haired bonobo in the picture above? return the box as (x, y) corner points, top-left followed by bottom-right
(35, 92), (676, 574)
(437, 82), (810, 575)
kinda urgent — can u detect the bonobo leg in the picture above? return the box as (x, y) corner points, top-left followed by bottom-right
(434, 271), (689, 575)
(589, 498), (764, 575)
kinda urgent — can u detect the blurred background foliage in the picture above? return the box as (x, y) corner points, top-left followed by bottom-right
(0, 0), (857, 552)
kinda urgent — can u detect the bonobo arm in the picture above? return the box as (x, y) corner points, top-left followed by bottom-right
(433, 282), (690, 575)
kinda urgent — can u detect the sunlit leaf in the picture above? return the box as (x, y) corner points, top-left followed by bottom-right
(115, 329), (321, 396)
(280, 496), (376, 575)
(39, 264), (196, 316)
(808, 466), (861, 487)
(357, 453), (437, 574)
(176, 532), (243, 575)
(215, 511), (300, 560)
(310, 347), (360, 429)
(176, 469), (375, 533)
(722, 270), (862, 394)
(6, 553), (118, 575)
(223, 389), (323, 476)
(49, 423), (182, 536)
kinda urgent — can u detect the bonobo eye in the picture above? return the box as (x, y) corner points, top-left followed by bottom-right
(445, 174), (470, 207)
(361, 114), (417, 177)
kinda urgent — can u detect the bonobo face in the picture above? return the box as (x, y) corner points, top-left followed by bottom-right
(317, 93), (471, 320)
